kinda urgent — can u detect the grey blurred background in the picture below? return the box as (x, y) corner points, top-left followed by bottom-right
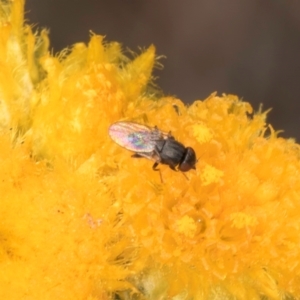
(25, 0), (300, 140)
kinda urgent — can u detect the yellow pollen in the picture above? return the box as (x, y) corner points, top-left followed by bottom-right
(191, 123), (213, 144)
(176, 215), (197, 238)
(200, 164), (224, 186)
(230, 212), (258, 229)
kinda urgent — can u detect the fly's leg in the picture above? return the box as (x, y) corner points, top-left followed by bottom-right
(168, 163), (189, 180)
(169, 165), (178, 172)
(132, 153), (143, 158)
(131, 152), (153, 159)
(168, 164), (188, 180)
(181, 172), (188, 180)
(152, 162), (163, 183)
(167, 131), (174, 139)
(152, 162), (160, 171)
(132, 149), (163, 182)
(152, 147), (164, 183)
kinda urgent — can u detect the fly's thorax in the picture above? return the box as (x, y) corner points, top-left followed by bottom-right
(158, 139), (186, 166)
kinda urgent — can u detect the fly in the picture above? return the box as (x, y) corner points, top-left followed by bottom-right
(108, 121), (197, 178)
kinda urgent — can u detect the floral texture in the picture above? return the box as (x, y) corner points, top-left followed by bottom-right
(0, 1), (300, 299)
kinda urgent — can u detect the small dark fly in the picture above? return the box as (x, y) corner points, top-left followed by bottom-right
(108, 121), (197, 177)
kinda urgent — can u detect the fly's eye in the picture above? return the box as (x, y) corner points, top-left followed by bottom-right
(179, 147), (197, 172)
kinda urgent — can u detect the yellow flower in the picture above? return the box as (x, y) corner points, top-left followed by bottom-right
(0, 0), (300, 299)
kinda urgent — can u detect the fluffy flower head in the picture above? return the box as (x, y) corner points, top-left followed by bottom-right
(0, 1), (300, 299)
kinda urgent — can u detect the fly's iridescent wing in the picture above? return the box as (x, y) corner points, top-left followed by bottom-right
(109, 122), (163, 153)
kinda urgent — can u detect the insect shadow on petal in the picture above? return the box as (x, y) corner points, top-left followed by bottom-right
(108, 121), (197, 181)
